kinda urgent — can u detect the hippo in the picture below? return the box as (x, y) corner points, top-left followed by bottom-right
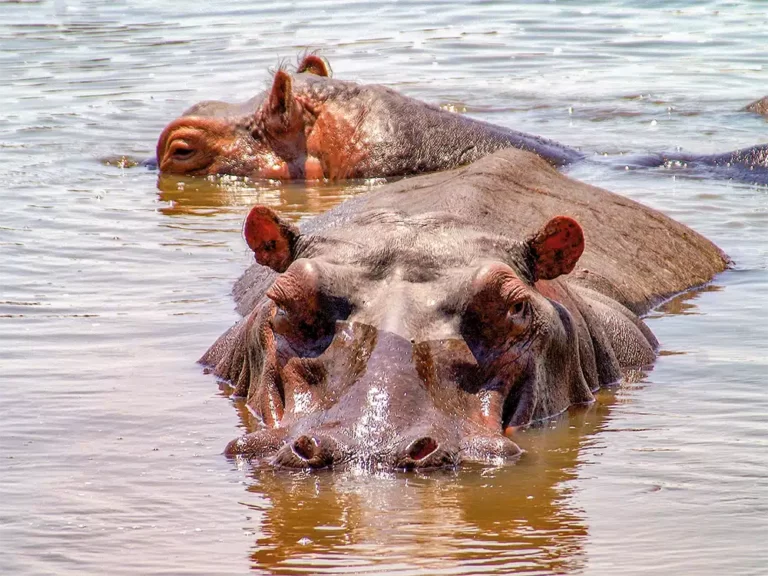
(155, 53), (768, 184)
(201, 148), (728, 470)
(746, 96), (768, 118)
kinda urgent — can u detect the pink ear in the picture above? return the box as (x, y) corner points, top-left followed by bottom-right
(268, 70), (294, 117)
(528, 216), (584, 280)
(297, 54), (331, 77)
(265, 70), (304, 135)
(243, 206), (300, 272)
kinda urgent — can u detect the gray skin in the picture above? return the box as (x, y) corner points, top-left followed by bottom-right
(201, 148), (728, 470)
(153, 55), (768, 184)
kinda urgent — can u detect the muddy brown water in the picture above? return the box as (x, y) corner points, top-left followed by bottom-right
(2, 1), (768, 574)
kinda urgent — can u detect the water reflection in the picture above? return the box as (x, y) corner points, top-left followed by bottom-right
(155, 173), (382, 218)
(100, 154), (143, 168)
(647, 283), (723, 318)
(236, 393), (626, 575)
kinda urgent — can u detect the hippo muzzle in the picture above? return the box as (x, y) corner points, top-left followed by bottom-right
(225, 328), (523, 470)
(227, 424), (522, 471)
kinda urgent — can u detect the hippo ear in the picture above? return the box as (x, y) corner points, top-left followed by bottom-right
(266, 70), (302, 134)
(527, 216), (584, 281)
(243, 205), (300, 273)
(297, 54), (331, 77)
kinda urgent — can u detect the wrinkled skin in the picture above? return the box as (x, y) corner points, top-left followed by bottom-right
(201, 149), (728, 470)
(156, 53), (768, 184)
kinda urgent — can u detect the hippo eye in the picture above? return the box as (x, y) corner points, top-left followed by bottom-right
(170, 142), (195, 160)
(509, 300), (527, 318)
(174, 148), (194, 159)
(267, 286), (352, 358)
(270, 304), (294, 334)
(270, 301), (347, 359)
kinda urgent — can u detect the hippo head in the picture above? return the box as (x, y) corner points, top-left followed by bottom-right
(156, 55), (331, 180)
(202, 202), (653, 471)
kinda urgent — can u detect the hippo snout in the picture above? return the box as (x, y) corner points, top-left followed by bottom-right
(224, 428), (286, 459)
(272, 432), (461, 470)
(225, 427), (522, 470)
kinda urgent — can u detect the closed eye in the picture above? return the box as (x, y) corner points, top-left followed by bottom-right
(171, 145), (195, 159)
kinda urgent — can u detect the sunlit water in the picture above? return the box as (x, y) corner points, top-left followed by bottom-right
(2, 1), (767, 574)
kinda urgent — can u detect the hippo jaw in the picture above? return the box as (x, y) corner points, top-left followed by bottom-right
(200, 204), (657, 471)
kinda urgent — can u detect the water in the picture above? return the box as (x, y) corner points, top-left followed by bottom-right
(2, 1), (767, 574)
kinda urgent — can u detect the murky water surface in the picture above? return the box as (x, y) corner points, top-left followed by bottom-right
(2, 1), (768, 574)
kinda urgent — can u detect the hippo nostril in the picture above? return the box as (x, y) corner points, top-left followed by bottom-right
(292, 435), (320, 461)
(407, 436), (439, 461)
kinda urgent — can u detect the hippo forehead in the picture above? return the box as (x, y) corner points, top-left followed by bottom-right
(303, 210), (525, 274)
(177, 73), (345, 120)
(288, 211), (532, 340)
(181, 95), (265, 119)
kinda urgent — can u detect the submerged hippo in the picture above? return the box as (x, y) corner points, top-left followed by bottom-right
(201, 148), (728, 469)
(746, 96), (768, 118)
(156, 53), (768, 184)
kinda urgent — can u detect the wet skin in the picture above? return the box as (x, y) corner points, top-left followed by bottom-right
(155, 54), (768, 184)
(201, 148), (728, 470)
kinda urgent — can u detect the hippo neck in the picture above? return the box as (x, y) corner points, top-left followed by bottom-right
(361, 104), (585, 175)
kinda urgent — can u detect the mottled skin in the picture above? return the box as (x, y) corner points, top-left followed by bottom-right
(201, 149), (728, 470)
(156, 54), (768, 184)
